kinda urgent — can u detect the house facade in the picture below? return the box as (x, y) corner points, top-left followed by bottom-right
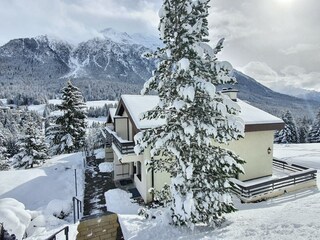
(104, 92), (285, 203)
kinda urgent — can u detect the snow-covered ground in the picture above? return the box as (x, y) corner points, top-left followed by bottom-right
(25, 99), (117, 115)
(85, 100), (117, 108)
(47, 99), (117, 108)
(1, 144), (319, 239)
(0, 152), (86, 239)
(274, 144), (320, 169)
(87, 117), (107, 126)
(0, 98), (8, 105)
(106, 143), (320, 240)
(27, 104), (46, 115)
(24, 99), (115, 126)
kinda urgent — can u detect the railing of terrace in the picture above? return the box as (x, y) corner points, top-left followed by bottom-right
(45, 226), (69, 240)
(232, 159), (317, 200)
(73, 197), (82, 224)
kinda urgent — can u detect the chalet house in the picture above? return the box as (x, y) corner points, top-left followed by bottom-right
(104, 90), (317, 203)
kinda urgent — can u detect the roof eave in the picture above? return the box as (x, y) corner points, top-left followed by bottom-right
(245, 122), (285, 132)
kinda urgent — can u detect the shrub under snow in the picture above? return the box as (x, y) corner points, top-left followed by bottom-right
(0, 198), (31, 240)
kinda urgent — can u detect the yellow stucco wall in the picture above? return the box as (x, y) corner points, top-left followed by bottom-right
(139, 130), (274, 202)
(134, 156), (152, 203)
(226, 130), (274, 181)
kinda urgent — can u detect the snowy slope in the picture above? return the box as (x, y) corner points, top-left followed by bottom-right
(106, 143), (320, 240)
(0, 152), (85, 239)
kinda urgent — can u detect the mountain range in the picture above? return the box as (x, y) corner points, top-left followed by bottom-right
(0, 28), (319, 120)
(0, 28), (159, 84)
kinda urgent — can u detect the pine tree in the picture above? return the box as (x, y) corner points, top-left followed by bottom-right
(307, 110), (320, 143)
(274, 110), (299, 143)
(298, 117), (309, 143)
(10, 122), (48, 168)
(135, 0), (245, 228)
(50, 80), (87, 154)
(0, 126), (9, 170)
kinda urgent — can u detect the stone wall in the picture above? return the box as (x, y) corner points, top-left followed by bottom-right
(77, 212), (120, 240)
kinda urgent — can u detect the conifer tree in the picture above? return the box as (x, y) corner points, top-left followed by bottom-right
(10, 122), (48, 168)
(0, 127), (9, 170)
(298, 117), (309, 143)
(274, 110), (299, 143)
(135, 0), (245, 228)
(307, 110), (320, 143)
(49, 80), (87, 154)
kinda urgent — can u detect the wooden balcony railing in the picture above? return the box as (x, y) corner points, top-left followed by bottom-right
(104, 127), (135, 154)
(232, 159), (317, 200)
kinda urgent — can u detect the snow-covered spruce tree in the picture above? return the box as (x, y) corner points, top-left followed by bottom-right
(134, 0), (245, 228)
(274, 110), (299, 143)
(307, 110), (320, 143)
(0, 127), (9, 170)
(50, 80), (87, 154)
(298, 117), (310, 143)
(10, 122), (48, 168)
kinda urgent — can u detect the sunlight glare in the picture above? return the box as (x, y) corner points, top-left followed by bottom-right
(277, 0), (294, 5)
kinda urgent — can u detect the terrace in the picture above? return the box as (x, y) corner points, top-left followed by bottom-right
(231, 158), (317, 203)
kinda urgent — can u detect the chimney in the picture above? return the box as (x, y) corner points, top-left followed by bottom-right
(222, 88), (238, 101)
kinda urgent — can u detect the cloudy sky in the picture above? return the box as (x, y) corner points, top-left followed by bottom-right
(0, 0), (319, 92)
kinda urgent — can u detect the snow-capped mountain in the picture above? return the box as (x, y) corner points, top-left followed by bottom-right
(229, 70), (320, 118)
(297, 91), (320, 102)
(67, 37), (153, 83)
(0, 29), (156, 84)
(100, 28), (162, 50)
(0, 35), (72, 81)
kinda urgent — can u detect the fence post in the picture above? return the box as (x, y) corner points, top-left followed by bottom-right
(74, 169), (77, 196)
(77, 200), (79, 220)
(73, 197), (76, 224)
(0, 223), (4, 240)
(72, 197), (82, 224)
(65, 227), (69, 240)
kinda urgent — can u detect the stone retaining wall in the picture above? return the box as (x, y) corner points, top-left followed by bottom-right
(77, 212), (120, 240)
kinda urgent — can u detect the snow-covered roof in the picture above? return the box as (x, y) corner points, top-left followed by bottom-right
(121, 95), (166, 129)
(237, 100), (283, 125)
(119, 95), (283, 130)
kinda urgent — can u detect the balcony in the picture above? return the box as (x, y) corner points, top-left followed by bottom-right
(104, 127), (135, 154)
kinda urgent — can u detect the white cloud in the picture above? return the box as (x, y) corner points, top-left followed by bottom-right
(0, 0), (160, 45)
(208, 7), (260, 42)
(281, 43), (320, 55)
(0, 0), (319, 92)
(240, 62), (278, 84)
(241, 61), (320, 92)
